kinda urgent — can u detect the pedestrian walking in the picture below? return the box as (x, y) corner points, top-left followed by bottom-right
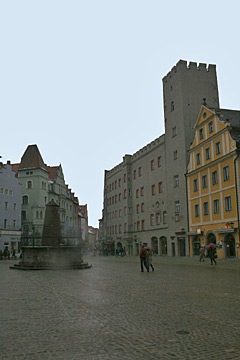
(208, 247), (217, 265)
(139, 245), (149, 272)
(147, 249), (154, 271)
(199, 246), (205, 262)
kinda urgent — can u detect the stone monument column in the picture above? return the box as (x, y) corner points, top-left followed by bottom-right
(42, 200), (62, 246)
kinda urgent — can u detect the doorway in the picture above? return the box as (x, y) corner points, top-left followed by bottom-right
(178, 238), (186, 256)
(224, 234), (236, 258)
(160, 237), (167, 255)
(206, 232), (216, 245)
(172, 243), (175, 257)
(151, 237), (158, 254)
(192, 235), (201, 256)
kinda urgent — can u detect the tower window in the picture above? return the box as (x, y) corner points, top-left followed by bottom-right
(172, 126), (177, 137)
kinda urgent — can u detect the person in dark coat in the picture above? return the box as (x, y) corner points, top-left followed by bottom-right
(139, 245), (149, 272)
(208, 247), (217, 265)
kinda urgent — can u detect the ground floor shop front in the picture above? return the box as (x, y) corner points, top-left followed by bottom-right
(0, 230), (21, 256)
(103, 230), (189, 257)
(189, 223), (239, 259)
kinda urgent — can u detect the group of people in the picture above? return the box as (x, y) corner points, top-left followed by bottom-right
(0, 248), (16, 260)
(139, 245), (154, 272)
(199, 245), (217, 265)
(139, 244), (218, 270)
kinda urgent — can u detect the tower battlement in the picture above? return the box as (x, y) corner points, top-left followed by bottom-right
(163, 59), (217, 83)
(105, 134), (165, 178)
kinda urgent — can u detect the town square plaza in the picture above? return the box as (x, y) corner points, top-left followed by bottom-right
(1, 255), (240, 360)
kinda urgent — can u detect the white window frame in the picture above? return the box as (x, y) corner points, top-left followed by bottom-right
(213, 199), (219, 214)
(223, 165), (230, 181)
(225, 196), (232, 212)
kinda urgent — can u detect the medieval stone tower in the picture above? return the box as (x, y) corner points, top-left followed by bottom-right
(102, 59), (220, 257)
(163, 60), (219, 256)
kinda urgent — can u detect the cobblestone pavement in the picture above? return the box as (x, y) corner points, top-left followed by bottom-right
(1, 255), (240, 360)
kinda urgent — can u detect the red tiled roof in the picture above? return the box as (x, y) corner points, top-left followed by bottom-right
(11, 163), (20, 176)
(19, 145), (48, 171)
(48, 166), (58, 181)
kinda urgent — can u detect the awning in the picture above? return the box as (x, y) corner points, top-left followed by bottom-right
(215, 228), (234, 234)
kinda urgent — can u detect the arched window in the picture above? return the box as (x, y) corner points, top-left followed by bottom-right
(22, 195), (28, 204)
(27, 180), (32, 189)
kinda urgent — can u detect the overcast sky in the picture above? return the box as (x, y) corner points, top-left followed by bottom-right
(1, 0), (240, 227)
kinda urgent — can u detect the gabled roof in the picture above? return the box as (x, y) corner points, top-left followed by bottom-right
(218, 109), (240, 146)
(11, 163), (20, 174)
(48, 166), (59, 181)
(193, 105), (216, 129)
(218, 109), (240, 128)
(194, 105), (240, 130)
(18, 144), (48, 171)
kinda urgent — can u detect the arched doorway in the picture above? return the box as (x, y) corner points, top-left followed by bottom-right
(117, 242), (123, 256)
(224, 234), (236, 258)
(151, 237), (158, 254)
(206, 232), (216, 245)
(192, 235), (201, 256)
(160, 236), (167, 255)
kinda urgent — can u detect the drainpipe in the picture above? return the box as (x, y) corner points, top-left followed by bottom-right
(234, 151), (240, 259)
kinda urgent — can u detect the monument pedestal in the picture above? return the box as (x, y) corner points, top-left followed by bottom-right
(10, 246), (92, 270)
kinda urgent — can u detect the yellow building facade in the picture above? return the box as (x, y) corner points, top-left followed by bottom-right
(187, 105), (240, 258)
